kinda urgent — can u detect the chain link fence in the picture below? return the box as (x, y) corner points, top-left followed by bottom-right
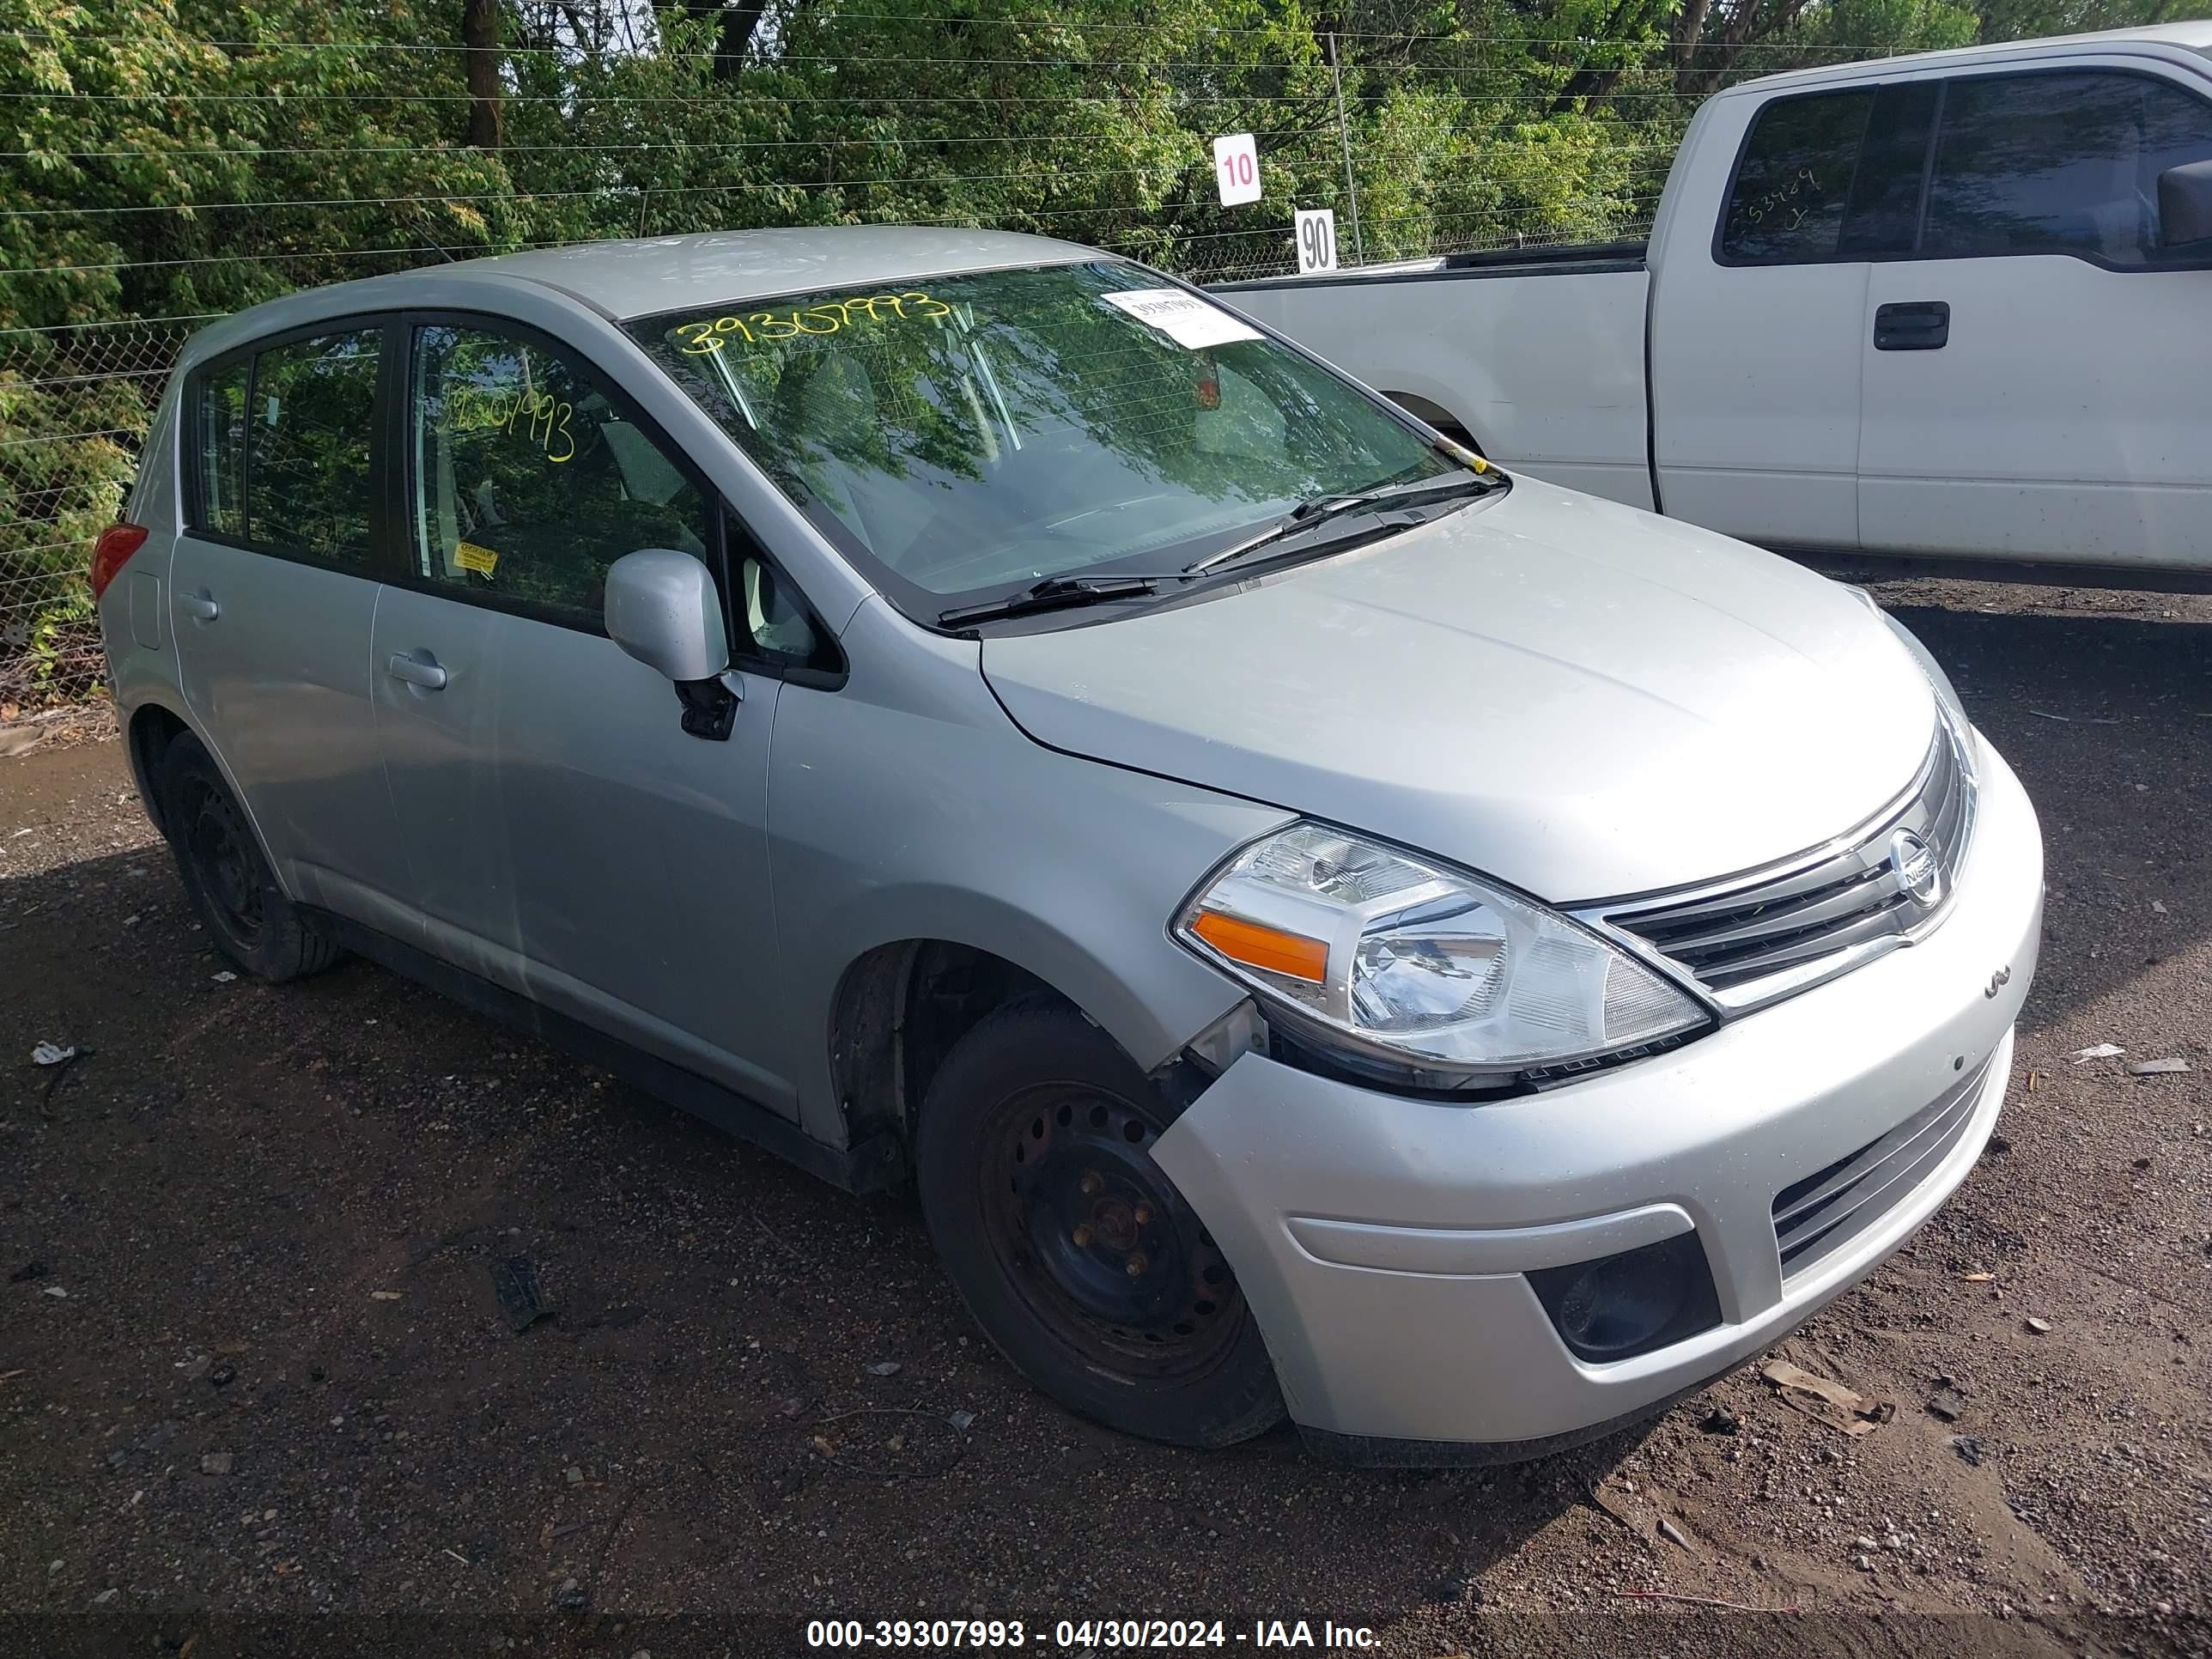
(2, 317), (203, 710)
(2, 203), (1658, 711)
(3, 15), (1885, 708)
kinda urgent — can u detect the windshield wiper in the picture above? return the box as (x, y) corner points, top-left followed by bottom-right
(1182, 471), (1504, 577)
(939, 573), (1181, 629)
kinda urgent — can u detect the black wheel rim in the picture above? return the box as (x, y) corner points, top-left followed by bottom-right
(179, 775), (264, 951)
(980, 1080), (1244, 1380)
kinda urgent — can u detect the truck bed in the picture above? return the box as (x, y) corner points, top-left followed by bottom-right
(1212, 242), (1656, 510)
(1211, 240), (1648, 292)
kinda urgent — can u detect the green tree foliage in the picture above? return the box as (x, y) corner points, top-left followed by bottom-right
(1, 0), (2198, 698)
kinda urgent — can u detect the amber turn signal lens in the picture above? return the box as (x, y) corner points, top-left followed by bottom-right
(1191, 911), (1328, 983)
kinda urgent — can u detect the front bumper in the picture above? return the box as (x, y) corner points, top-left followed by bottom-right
(1150, 743), (2043, 1460)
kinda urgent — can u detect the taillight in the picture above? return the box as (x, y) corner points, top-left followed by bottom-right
(89, 522), (149, 599)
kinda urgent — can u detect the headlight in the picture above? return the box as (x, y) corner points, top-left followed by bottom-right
(1850, 587), (1978, 780)
(1174, 823), (1709, 1088)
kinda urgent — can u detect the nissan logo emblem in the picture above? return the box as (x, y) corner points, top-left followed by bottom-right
(1889, 829), (1942, 907)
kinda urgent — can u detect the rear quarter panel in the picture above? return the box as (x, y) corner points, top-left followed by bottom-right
(99, 369), (187, 805)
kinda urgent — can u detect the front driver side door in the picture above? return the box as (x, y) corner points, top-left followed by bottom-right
(369, 314), (804, 1115)
(1858, 64), (2212, 567)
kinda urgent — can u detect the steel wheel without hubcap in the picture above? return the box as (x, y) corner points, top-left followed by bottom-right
(178, 773), (264, 954)
(155, 732), (343, 984)
(982, 1082), (1243, 1378)
(915, 1000), (1285, 1448)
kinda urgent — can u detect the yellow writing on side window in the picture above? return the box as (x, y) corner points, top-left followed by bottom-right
(673, 291), (953, 355)
(447, 386), (576, 464)
(454, 540), (499, 577)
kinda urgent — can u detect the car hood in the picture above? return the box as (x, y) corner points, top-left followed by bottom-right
(980, 478), (1936, 902)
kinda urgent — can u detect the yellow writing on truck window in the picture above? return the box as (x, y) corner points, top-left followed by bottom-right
(673, 292), (953, 354)
(454, 540), (499, 576)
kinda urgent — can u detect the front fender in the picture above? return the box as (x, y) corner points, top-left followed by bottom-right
(768, 600), (1293, 1149)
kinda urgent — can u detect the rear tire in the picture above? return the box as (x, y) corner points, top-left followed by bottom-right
(156, 732), (343, 983)
(915, 1000), (1285, 1449)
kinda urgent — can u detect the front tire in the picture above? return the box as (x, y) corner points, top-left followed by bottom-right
(915, 1000), (1284, 1449)
(156, 732), (343, 983)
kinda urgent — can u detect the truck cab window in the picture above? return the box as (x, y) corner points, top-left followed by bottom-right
(1923, 71), (2212, 264)
(1720, 90), (1874, 264)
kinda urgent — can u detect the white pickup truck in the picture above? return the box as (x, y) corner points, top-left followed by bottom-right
(1223, 24), (2212, 576)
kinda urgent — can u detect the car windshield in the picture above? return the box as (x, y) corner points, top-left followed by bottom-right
(626, 260), (1457, 620)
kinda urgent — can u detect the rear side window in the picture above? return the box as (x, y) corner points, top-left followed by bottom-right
(195, 359), (248, 538)
(193, 329), (381, 563)
(409, 323), (711, 624)
(1719, 90), (1874, 264)
(1837, 82), (1940, 255)
(1924, 71), (2212, 263)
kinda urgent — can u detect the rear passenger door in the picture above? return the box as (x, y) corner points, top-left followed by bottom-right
(370, 313), (823, 1114)
(1652, 83), (1928, 550)
(171, 323), (415, 919)
(1856, 66), (2212, 568)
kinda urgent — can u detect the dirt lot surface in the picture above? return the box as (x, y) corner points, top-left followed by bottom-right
(3, 577), (2209, 1659)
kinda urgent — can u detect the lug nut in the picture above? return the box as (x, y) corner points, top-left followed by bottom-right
(1132, 1203), (1153, 1226)
(1079, 1172), (1103, 1196)
(1073, 1224), (1093, 1248)
(1125, 1251), (1149, 1278)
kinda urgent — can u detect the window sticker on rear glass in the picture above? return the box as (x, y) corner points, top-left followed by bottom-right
(1098, 289), (1261, 350)
(453, 540), (499, 576)
(672, 292), (953, 354)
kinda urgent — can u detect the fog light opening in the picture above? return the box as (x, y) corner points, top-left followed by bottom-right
(1527, 1231), (1723, 1364)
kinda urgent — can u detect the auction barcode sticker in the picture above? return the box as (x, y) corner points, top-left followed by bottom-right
(1100, 289), (1261, 350)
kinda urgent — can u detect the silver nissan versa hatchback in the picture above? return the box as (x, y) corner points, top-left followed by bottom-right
(95, 227), (2043, 1463)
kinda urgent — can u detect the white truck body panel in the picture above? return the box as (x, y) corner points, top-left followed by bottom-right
(1225, 23), (2212, 574)
(1226, 258), (1654, 509)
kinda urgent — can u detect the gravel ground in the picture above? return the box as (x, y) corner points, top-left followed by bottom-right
(2, 576), (2208, 1659)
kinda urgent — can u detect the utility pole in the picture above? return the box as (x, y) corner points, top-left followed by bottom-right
(1327, 33), (1364, 266)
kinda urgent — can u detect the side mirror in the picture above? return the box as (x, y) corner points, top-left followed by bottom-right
(604, 549), (739, 741)
(2158, 159), (2212, 249)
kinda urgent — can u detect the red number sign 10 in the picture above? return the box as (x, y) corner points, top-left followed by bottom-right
(1212, 133), (1261, 206)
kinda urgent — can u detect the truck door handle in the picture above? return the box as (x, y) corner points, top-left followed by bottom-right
(1875, 301), (1949, 351)
(178, 590), (220, 623)
(385, 651), (448, 691)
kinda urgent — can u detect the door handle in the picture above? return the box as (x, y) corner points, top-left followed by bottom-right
(385, 651), (449, 691)
(178, 590), (220, 623)
(1875, 301), (1949, 351)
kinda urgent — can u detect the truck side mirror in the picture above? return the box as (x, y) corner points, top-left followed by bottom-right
(2157, 160), (2212, 248)
(604, 548), (739, 741)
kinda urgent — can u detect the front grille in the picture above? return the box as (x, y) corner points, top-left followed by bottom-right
(1593, 720), (1975, 1010)
(1771, 1053), (1992, 1280)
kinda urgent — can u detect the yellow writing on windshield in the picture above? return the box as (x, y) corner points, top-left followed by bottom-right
(673, 291), (953, 354)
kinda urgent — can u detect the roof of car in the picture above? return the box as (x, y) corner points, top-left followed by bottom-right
(1722, 21), (2212, 97)
(191, 226), (1106, 356)
(464, 225), (1104, 317)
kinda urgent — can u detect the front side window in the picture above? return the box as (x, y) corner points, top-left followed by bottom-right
(242, 329), (380, 563)
(628, 262), (1455, 621)
(410, 324), (710, 623)
(1924, 70), (2212, 263)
